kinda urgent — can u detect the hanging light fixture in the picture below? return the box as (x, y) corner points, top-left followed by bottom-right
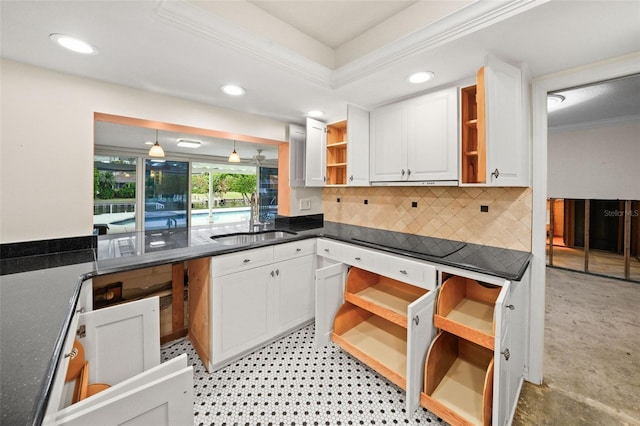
(228, 140), (240, 163)
(148, 129), (165, 158)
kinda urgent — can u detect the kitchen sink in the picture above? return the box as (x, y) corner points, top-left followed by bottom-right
(211, 230), (297, 245)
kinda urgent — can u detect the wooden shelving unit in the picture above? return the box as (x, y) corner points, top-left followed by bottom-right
(326, 120), (347, 185)
(434, 276), (501, 350)
(422, 274), (502, 425)
(461, 67), (486, 184)
(421, 332), (494, 426)
(331, 267), (431, 391)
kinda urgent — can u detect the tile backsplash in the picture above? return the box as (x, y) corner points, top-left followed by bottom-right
(323, 186), (532, 251)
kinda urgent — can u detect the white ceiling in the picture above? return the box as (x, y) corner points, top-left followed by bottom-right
(1, 0), (639, 155)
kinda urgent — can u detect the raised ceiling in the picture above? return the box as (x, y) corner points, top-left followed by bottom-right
(1, 0), (639, 142)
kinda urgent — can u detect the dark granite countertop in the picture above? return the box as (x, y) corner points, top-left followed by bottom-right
(0, 221), (531, 425)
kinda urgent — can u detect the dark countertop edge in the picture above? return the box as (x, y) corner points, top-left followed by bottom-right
(28, 225), (531, 424)
(29, 273), (91, 426)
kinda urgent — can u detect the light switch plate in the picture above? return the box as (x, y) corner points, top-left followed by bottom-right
(299, 198), (311, 210)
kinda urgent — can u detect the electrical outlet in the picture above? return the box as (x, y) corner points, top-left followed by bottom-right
(299, 199), (311, 210)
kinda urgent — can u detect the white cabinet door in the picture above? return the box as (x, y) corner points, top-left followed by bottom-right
(212, 265), (273, 365)
(314, 263), (348, 347)
(78, 296), (160, 385)
(289, 123), (306, 187)
(484, 56), (527, 186)
(370, 102), (405, 182)
(406, 88), (459, 182)
(493, 280), (513, 426)
(305, 117), (327, 186)
(406, 290), (437, 416)
(56, 354), (192, 425)
(274, 255), (315, 333)
(346, 104), (370, 186)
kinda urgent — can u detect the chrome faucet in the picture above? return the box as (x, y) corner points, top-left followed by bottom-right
(249, 192), (261, 231)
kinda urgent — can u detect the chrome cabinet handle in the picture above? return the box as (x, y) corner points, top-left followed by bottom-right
(354, 257), (361, 261)
(243, 259), (251, 263)
(502, 348), (511, 361)
(276, 269), (280, 276)
(506, 304), (515, 310)
(324, 248), (330, 252)
(413, 315), (420, 326)
(270, 270), (275, 277)
(349, 175), (354, 182)
(491, 168), (500, 179)
(296, 248), (302, 252)
(64, 347), (79, 359)
(407, 169), (412, 177)
(399, 270), (408, 275)
(401, 169), (405, 177)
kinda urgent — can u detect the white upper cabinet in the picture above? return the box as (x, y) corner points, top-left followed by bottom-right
(345, 105), (370, 186)
(304, 105), (370, 187)
(288, 124), (306, 187)
(370, 87), (459, 185)
(305, 118), (327, 187)
(484, 56), (529, 186)
(406, 88), (459, 182)
(460, 55), (530, 186)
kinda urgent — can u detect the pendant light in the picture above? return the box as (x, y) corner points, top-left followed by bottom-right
(148, 129), (165, 158)
(228, 140), (240, 163)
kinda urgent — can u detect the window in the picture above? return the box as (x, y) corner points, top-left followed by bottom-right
(93, 155), (137, 234)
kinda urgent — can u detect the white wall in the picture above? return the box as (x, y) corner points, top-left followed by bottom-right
(0, 59), (288, 243)
(547, 118), (640, 200)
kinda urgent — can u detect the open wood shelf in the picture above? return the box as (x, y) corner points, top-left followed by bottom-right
(421, 331), (494, 426)
(326, 141), (347, 148)
(461, 73), (486, 184)
(327, 162), (347, 167)
(343, 267), (428, 328)
(434, 276), (501, 350)
(332, 303), (407, 390)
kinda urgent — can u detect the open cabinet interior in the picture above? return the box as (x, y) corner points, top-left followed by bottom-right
(326, 120), (347, 185)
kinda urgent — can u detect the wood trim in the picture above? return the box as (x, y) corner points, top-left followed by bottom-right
(548, 198), (554, 265)
(171, 263), (185, 335)
(277, 143), (291, 216)
(187, 257), (211, 370)
(476, 67), (487, 183)
(584, 199), (590, 272)
(94, 112), (285, 146)
(624, 200), (631, 279)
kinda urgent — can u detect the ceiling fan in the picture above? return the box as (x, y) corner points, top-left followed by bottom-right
(252, 149), (267, 166)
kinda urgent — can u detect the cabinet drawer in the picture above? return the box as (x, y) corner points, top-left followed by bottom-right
(384, 255), (436, 291)
(342, 244), (383, 271)
(316, 239), (342, 261)
(211, 246), (273, 277)
(273, 238), (316, 262)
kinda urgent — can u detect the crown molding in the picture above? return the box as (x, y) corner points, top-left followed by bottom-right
(156, 0), (333, 87)
(157, 0), (546, 91)
(331, 0), (546, 88)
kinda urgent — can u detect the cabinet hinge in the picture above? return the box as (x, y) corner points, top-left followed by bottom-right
(76, 324), (86, 338)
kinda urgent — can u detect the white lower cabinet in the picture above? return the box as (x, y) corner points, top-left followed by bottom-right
(45, 285), (193, 426)
(315, 242), (438, 417)
(210, 240), (316, 370)
(421, 268), (529, 426)
(212, 264), (274, 364)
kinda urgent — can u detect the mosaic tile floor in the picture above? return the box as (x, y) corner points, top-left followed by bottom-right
(161, 324), (446, 425)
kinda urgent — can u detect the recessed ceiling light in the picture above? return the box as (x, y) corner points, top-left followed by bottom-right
(176, 138), (202, 148)
(307, 110), (324, 118)
(407, 71), (435, 84)
(547, 94), (565, 108)
(50, 34), (98, 55)
(221, 84), (246, 96)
